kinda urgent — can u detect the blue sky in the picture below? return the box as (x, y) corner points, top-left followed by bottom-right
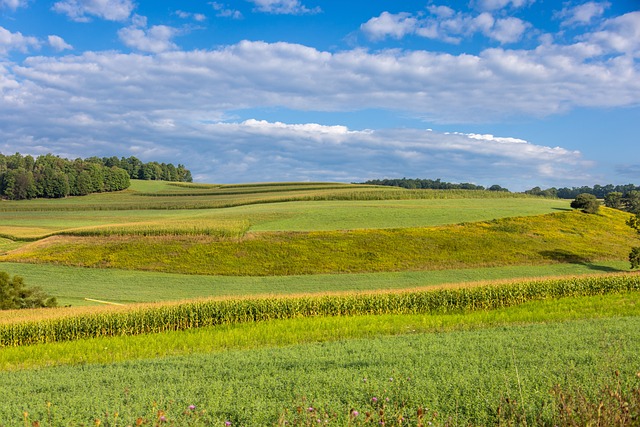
(0, 0), (638, 190)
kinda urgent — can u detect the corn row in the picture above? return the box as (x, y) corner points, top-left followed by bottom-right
(1, 275), (638, 347)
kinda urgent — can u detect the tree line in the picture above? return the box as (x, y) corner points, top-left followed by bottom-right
(525, 184), (640, 199)
(0, 153), (193, 200)
(359, 178), (509, 192)
(94, 156), (192, 183)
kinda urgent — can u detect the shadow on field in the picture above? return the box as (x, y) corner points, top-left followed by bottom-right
(551, 207), (573, 211)
(539, 249), (626, 272)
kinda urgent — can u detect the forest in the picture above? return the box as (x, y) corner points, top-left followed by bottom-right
(0, 153), (192, 200)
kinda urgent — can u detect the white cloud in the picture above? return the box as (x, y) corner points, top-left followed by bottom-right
(176, 10), (207, 22)
(586, 11), (640, 56)
(489, 17), (529, 43)
(4, 38), (639, 124)
(0, 26), (39, 55)
(52, 0), (136, 22)
(247, 0), (320, 15)
(118, 22), (178, 53)
(556, 1), (610, 27)
(210, 2), (242, 19)
(473, 0), (535, 12)
(48, 35), (73, 52)
(0, 0), (27, 10)
(361, 12), (418, 40)
(363, 9), (529, 45)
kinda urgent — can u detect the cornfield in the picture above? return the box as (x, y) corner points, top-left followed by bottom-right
(2, 274), (638, 347)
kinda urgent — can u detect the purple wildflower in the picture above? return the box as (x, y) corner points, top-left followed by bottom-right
(372, 397), (378, 403)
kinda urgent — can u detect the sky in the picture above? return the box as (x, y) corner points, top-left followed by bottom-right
(0, 0), (638, 190)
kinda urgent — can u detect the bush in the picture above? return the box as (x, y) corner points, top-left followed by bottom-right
(570, 193), (600, 214)
(0, 271), (57, 310)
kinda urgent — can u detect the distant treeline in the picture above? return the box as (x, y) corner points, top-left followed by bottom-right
(0, 153), (192, 200)
(95, 156), (192, 183)
(524, 184), (640, 199)
(360, 178), (509, 192)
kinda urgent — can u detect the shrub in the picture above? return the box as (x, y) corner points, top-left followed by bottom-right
(570, 193), (600, 214)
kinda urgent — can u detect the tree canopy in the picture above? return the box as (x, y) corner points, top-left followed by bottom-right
(0, 272), (57, 310)
(0, 153), (193, 200)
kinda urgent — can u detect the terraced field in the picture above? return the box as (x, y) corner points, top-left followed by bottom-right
(0, 180), (638, 426)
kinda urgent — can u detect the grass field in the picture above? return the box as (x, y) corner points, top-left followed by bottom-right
(0, 180), (639, 426)
(1, 314), (639, 425)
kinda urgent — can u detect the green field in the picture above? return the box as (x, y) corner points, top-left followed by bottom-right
(0, 261), (630, 306)
(0, 180), (638, 426)
(1, 314), (639, 425)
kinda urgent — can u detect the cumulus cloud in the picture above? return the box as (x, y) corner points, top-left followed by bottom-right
(4, 38), (639, 123)
(0, 0), (28, 10)
(210, 2), (242, 19)
(247, 0), (320, 15)
(52, 0), (136, 22)
(0, 26), (39, 55)
(175, 10), (206, 22)
(48, 35), (73, 51)
(473, 0), (535, 12)
(556, 1), (610, 27)
(363, 8), (529, 44)
(118, 18), (179, 53)
(361, 12), (418, 40)
(586, 11), (640, 56)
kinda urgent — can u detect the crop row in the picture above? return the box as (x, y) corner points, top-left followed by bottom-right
(0, 188), (538, 213)
(1, 274), (639, 347)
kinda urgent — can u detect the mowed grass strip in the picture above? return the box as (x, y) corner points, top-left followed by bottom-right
(1, 274), (638, 347)
(0, 261), (629, 307)
(1, 291), (638, 371)
(4, 209), (636, 275)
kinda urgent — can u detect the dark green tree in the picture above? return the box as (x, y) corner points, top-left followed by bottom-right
(0, 272), (57, 310)
(625, 190), (640, 214)
(570, 193), (600, 214)
(604, 192), (624, 209)
(628, 214), (640, 269)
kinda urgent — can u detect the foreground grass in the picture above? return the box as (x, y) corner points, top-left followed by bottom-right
(0, 291), (638, 371)
(5, 209), (635, 276)
(0, 315), (638, 425)
(0, 261), (629, 306)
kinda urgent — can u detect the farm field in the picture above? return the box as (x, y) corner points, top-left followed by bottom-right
(0, 261), (630, 306)
(0, 180), (639, 426)
(1, 314), (639, 425)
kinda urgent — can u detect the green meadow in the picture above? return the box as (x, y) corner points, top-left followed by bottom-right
(0, 180), (638, 426)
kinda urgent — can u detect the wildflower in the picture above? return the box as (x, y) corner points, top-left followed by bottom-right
(225, 422), (232, 426)
(372, 397), (378, 403)
(363, 378), (367, 383)
(308, 407), (314, 412)
(159, 416), (167, 423)
(189, 405), (196, 411)
(389, 378), (393, 382)
(351, 410), (359, 418)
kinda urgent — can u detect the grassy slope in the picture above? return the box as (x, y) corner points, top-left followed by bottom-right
(4, 208), (636, 276)
(0, 261), (629, 306)
(1, 313), (639, 425)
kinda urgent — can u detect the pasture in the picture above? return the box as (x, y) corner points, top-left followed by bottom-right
(0, 180), (638, 426)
